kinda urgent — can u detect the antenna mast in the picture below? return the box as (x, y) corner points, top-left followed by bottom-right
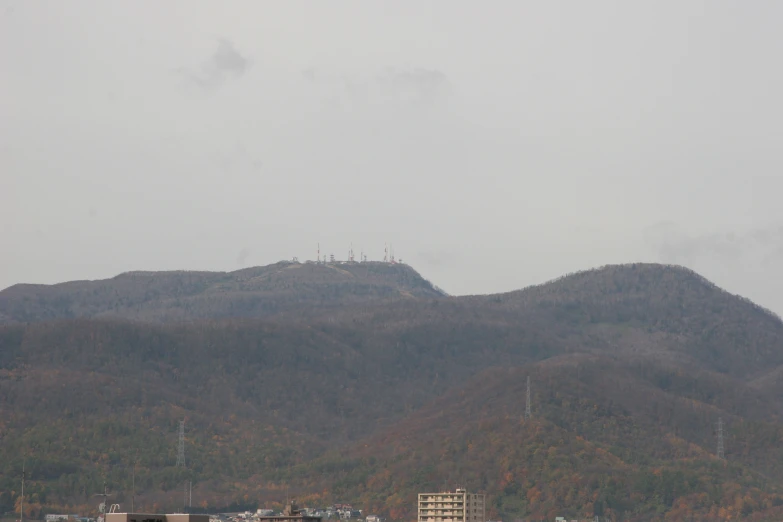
(92, 481), (116, 522)
(96, 482), (109, 522)
(717, 417), (725, 459)
(525, 376), (531, 420)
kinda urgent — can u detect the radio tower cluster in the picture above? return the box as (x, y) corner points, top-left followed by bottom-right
(525, 376), (532, 420)
(310, 243), (400, 264)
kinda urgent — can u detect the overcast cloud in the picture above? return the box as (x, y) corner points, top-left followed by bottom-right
(2, 1), (783, 314)
(176, 38), (250, 91)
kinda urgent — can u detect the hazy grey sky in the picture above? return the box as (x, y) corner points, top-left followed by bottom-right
(2, 1), (783, 313)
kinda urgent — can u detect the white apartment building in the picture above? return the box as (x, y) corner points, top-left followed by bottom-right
(418, 489), (485, 522)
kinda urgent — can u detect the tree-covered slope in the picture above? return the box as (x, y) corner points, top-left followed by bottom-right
(2, 263), (783, 521)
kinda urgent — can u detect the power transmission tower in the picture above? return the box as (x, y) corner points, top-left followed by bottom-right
(525, 375), (531, 420)
(717, 417), (725, 459)
(131, 459), (135, 513)
(20, 456), (25, 522)
(131, 451), (138, 513)
(176, 420), (185, 467)
(176, 419), (187, 512)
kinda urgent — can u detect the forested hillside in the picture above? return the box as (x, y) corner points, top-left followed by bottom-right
(283, 356), (783, 521)
(3, 263), (783, 521)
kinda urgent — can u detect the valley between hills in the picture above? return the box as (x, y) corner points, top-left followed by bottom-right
(3, 261), (783, 521)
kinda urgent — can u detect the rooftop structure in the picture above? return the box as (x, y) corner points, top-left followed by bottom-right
(256, 501), (321, 522)
(106, 514), (208, 522)
(417, 489), (485, 522)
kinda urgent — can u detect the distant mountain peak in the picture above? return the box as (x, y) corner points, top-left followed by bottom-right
(498, 262), (780, 323)
(0, 260), (445, 324)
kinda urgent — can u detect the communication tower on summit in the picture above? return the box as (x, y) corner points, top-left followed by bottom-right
(525, 376), (531, 420)
(717, 417), (725, 459)
(349, 243), (355, 262)
(384, 243), (388, 263)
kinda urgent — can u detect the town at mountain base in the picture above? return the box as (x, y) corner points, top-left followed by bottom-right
(2, 262), (783, 521)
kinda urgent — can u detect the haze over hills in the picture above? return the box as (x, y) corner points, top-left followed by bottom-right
(3, 262), (783, 521)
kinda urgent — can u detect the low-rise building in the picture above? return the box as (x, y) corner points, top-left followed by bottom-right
(417, 489), (485, 522)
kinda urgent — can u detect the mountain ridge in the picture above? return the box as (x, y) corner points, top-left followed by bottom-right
(0, 261), (445, 324)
